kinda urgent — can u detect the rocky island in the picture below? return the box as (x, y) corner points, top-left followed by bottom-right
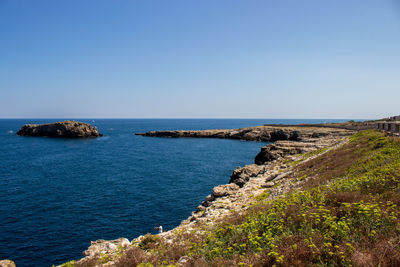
(17, 120), (102, 138)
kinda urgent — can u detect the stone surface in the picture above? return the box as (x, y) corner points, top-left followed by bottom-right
(265, 173), (278, 182)
(263, 182), (275, 188)
(229, 164), (266, 187)
(212, 183), (240, 197)
(17, 120), (102, 138)
(80, 238), (130, 260)
(177, 256), (191, 266)
(254, 135), (349, 165)
(0, 260), (16, 267)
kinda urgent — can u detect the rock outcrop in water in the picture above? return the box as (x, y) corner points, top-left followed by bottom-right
(17, 120), (102, 138)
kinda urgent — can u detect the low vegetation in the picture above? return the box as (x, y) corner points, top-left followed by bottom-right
(63, 130), (400, 266)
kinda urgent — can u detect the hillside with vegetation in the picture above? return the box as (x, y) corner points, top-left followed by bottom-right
(62, 130), (400, 267)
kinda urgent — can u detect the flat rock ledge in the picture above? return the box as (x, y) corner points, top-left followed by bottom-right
(136, 126), (300, 141)
(135, 125), (353, 142)
(17, 120), (102, 138)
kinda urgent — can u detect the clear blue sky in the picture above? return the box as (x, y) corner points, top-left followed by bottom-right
(1, 0), (399, 119)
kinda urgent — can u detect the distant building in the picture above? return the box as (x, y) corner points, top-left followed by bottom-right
(376, 117), (400, 136)
(389, 115), (400, 121)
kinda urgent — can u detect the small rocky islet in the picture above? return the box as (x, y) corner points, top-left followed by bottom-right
(17, 120), (102, 138)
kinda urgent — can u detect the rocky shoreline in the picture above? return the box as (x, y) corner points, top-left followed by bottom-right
(135, 125), (359, 142)
(175, 126), (354, 226)
(62, 125), (357, 266)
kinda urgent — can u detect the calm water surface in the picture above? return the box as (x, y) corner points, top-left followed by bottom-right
(0, 119), (347, 266)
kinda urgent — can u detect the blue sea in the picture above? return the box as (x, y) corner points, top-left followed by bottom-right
(0, 119), (348, 266)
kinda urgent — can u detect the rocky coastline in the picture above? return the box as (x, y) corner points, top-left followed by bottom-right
(135, 124), (360, 142)
(17, 120), (102, 138)
(179, 126), (354, 225)
(57, 125), (358, 266)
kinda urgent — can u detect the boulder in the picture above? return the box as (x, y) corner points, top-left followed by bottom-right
(17, 120), (102, 138)
(0, 260), (16, 267)
(212, 183), (239, 198)
(229, 164), (266, 187)
(263, 182), (275, 188)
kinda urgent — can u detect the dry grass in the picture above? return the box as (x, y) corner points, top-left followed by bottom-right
(114, 247), (147, 267)
(297, 142), (360, 189)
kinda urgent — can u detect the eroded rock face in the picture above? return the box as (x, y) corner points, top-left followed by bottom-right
(17, 120), (102, 138)
(254, 141), (317, 165)
(255, 144), (281, 165)
(254, 130), (352, 165)
(212, 183), (240, 197)
(269, 130), (288, 141)
(74, 238), (130, 266)
(83, 238), (130, 258)
(229, 164), (266, 187)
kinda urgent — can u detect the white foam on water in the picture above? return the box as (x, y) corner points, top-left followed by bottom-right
(97, 136), (110, 141)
